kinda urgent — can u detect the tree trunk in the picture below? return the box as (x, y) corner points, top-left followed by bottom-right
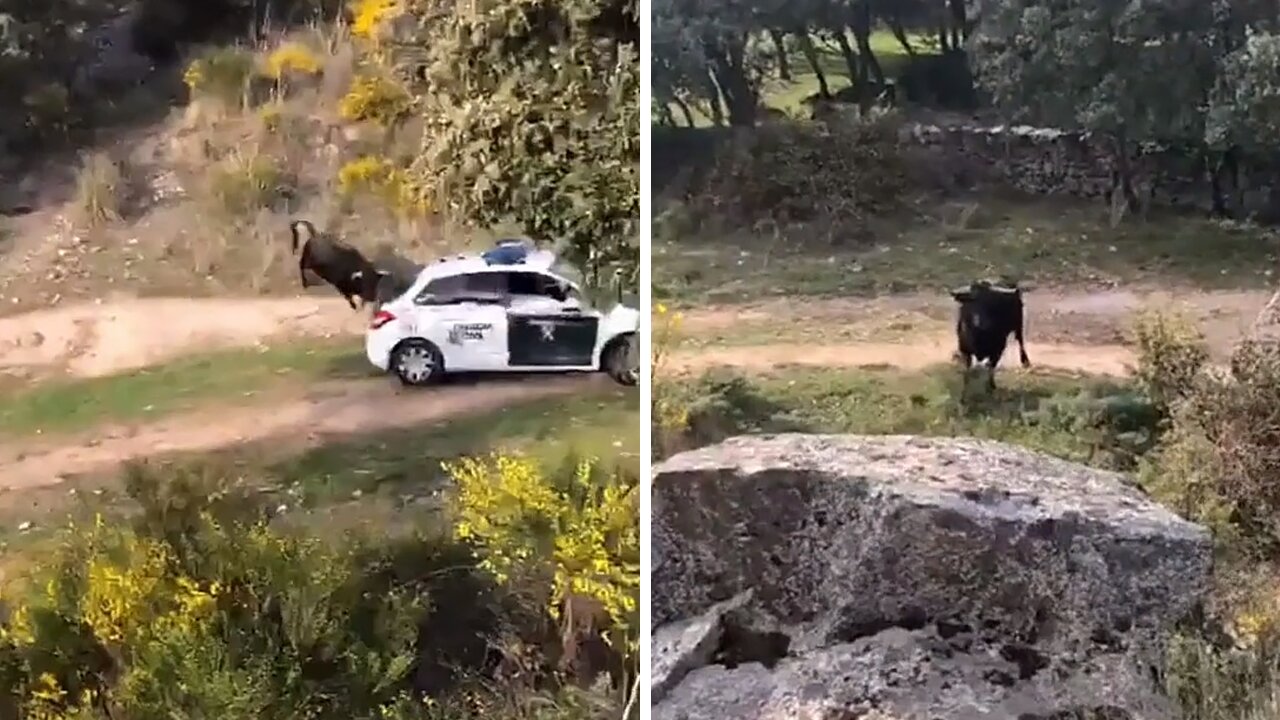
(948, 0), (968, 46)
(1208, 149), (1227, 217)
(887, 17), (916, 57)
(768, 28), (791, 81)
(1112, 129), (1140, 213)
(707, 35), (758, 126)
(833, 30), (860, 89)
(795, 30), (831, 98)
(672, 96), (697, 127)
(850, 3), (885, 86)
(702, 70), (726, 126)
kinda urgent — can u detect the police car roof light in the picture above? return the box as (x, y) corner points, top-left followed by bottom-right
(481, 243), (531, 266)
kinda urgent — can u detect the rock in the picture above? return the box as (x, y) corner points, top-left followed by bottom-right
(652, 589), (753, 704)
(652, 434), (1212, 720)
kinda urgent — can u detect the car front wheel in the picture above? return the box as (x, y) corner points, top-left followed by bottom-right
(391, 339), (444, 386)
(603, 334), (638, 386)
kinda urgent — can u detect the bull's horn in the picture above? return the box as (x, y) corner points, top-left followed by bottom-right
(989, 285), (1019, 294)
(350, 270), (364, 280)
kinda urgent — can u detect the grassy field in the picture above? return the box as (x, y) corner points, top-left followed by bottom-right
(663, 364), (1150, 470)
(654, 195), (1279, 305)
(0, 337), (367, 437)
(0, 384), (638, 546)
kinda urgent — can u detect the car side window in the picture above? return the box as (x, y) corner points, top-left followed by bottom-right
(508, 271), (567, 301)
(414, 275), (466, 304)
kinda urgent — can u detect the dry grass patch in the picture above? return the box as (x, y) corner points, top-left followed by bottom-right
(73, 152), (126, 228)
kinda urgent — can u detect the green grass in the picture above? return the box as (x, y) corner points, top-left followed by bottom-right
(0, 385), (639, 547)
(0, 337), (368, 437)
(654, 195), (1280, 304)
(663, 364), (1156, 471)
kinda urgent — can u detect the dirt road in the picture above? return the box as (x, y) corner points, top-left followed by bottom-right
(0, 374), (596, 493)
(0, 296), (610, 491)
(666, 286), (1275, 376)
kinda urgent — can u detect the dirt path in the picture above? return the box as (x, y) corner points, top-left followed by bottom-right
(0, 296), (363, 379)
(0, 374), (597, 493)
(669, 286), (1275, 376)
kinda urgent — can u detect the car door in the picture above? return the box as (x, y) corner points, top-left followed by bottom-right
(413, 273), (509, 371)
(504, 271), (599, 368)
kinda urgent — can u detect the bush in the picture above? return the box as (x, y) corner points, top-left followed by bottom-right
(337, 155), (428, 217)
(73, 152), (126, 227)
(261, 40), (323, 81)
(1143, 333), (1280, 549)
(652, 304), (690, 460)
(697, 114), (907, 231)
(204, 150), (293, 217)
(1133, 310), (1210, 418)
(184, 46), (257, 108)
(339, 73), (411, 125)
(443, 451), (639, 695)
(0, 464), (423, 719)
(0, 451), (635, 720)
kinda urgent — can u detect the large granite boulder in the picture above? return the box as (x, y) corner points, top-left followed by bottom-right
(652, 434), (1213, 720)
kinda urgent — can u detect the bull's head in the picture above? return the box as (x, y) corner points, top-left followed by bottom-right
(289, 219), (318, 253)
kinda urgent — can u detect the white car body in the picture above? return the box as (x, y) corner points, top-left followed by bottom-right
(365, 243), (639, 384)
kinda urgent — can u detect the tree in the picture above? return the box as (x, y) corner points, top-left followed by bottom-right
(653, 0), (768, 127)
(393, 0), (639, 289)
(971, 0), (1218, 211)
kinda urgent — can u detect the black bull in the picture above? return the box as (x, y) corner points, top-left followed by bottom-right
(290, 219), (389, 311)
(950, 281), (1031, 389)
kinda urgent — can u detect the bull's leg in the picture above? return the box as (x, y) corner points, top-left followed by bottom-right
(298, 259), (310, 288)
(1015, 318), (1030, 367)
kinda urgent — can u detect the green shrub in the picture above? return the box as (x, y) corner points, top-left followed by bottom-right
(697, 114), (907, 231)
(1133, 310), (1210, 418)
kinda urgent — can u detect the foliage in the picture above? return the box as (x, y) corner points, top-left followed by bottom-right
(699, 113), (906, 227)
(386, 0), (639, 289)
(0, 464), (424, 720)
(652, 304), (691, 460)
(339, 73), (412, 125)
(261, 40), (323, 80)
(350, 0), (404, 40)
(337, 155), (427, 216)
(1133, 311), (1211, 418)
(443, 452), (640, 668)
(1147, 337), (1280, 549)
(73, 152), (126, 228)
(184, 46), (258, 108)
(204, 149), (293, 217)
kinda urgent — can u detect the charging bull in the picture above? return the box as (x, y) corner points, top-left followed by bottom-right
(950, 279), (1031, 389)
(290, 219), (389, 311)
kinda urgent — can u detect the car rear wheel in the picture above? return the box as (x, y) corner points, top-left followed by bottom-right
(603, 334), (638, 386)
(391, 339), (444, 386)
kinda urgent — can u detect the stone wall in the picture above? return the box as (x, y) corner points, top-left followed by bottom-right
(900, 118), (1277, 217)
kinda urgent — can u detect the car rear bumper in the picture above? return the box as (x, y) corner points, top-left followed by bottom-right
(365, 328), (397, 372)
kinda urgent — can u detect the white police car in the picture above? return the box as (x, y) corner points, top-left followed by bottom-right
(366, 241), (640, 386)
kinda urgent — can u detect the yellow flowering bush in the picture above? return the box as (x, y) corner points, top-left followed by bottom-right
(182, 47), (256, 107)
(339, 74), (411, 125)
(444, 453), (640, 656)
(261, 41), (323, 81)
(351, 0), (404, 40)
(338, 155), (430, 216)
(653, 303), (691, 459)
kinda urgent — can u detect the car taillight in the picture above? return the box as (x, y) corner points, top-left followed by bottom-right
(370, 310), (395, 329)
